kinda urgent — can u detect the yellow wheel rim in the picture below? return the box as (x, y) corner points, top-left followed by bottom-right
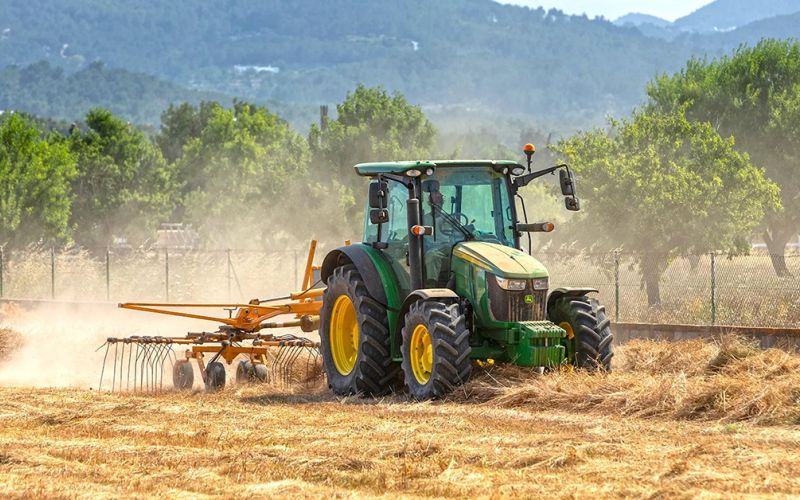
(330, 295), (359, 375)
(410, 324), (433, 384)
(559, 321), (575, 340)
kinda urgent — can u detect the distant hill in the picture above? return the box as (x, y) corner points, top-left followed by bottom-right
(0, 61), (223, 126)
(675, 0), (800, 32)
(614, 13), (672, 28)
(0, 0), (798, 130)
(699, 11), (800, 48)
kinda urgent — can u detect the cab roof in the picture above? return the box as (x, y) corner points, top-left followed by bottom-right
(354, 160), (524, 177)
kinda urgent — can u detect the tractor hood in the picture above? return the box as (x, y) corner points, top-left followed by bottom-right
(452, 242), (548, 279)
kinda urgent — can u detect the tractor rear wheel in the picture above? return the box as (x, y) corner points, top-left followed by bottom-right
(401, 300), (471, 400)
(204, 362), (226, 391)
(173, 360), (194, 390)
(319, 264), (398, 396)
(548, 296), (613, 370)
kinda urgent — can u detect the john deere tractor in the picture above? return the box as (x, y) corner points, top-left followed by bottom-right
(319, 145), (613, 399)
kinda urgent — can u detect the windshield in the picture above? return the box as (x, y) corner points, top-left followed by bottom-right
(423, 167), (514, 247)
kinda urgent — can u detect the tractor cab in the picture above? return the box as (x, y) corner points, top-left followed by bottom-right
(361, 161), (518, 293)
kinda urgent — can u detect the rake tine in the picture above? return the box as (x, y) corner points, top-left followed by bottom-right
(145, 344), (155, 392)
(137, 344), (147, 392)
(154, 344), (163, 391)
(146, 344), (156, 391)
(119, 343), (126, 392)
(132, 344), (141, 392)
(112, 341), (119, 392)
(127, 341), (133, 391)
(156, 343), (169, 391)
(272, 345), (288, 386)
(99, 342), (110, 391)
(281, 345), (295, 386)
(284, 345), (303, 387)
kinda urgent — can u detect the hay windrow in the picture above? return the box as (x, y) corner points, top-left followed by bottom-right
(0, 327), (23, 363)
(458, 335), (800, 425)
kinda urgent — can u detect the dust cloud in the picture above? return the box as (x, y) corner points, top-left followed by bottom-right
(0, 302), (209, 389)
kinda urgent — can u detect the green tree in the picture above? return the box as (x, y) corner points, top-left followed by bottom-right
(309, 85), (435, 183)
(156, 101), (220, 164)
(0, 114), (76, 248)
(69, 108), (176, 248)
(555, 109), (780, 305)
(647, 40), (800, 276)
(176, 101), (309, 246)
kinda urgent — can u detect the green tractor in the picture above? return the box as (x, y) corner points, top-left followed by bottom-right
(319, 145), (613, 399)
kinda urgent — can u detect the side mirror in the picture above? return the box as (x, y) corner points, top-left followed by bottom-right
(369, 208), (389, 224)
(565, 197), (580, 212)
(517, 222), (555, 233)
(559, 169), (575, 196)
(368, 180), (388, 209)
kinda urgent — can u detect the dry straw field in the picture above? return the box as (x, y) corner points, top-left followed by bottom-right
(1, 326), (800, 498)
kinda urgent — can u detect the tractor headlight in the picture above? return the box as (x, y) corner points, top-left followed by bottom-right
(511, 166), (525, 176)
(532, 278), (549, 290)
(406, 169), (422, 177)
(495, 276), (527, 291)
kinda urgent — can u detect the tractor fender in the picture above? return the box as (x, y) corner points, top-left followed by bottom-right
(398, 289), (460, 325)
(547, 287), (598, 312)
(321, 246), (388, 305)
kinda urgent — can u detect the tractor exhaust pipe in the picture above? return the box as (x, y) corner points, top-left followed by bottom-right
(407, 197), (424, 291)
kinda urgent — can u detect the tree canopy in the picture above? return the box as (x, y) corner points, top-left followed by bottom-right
(174, 101), (309, 246)
(0, 114), (76, 247)
(647, 39), (800, 275)
(554, 109), (780, 304)
(310, 85), (435, 184)
(68, 109), (176, 248)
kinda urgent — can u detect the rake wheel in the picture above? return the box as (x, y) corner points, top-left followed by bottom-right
(173, 360), (194, 390)
(205, 362), (226, 391)
(236, 360), (253, 384)
(252, 363), (269, 382)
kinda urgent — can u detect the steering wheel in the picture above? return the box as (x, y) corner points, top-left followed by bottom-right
(439, 212), (471, 237)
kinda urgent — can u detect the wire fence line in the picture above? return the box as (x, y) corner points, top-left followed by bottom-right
(1, 246), (799, 328)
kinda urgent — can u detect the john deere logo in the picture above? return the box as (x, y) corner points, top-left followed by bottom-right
(524, 294), (534, 304)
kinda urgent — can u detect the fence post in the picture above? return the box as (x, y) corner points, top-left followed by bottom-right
(614, 250), (620, 323)
(165, 248), (170, 302)
(0, 247), (4, 298)
(105, 248), (111, 301)
(710, 251), (716, 326)
(50, 247), (56, 300)
(226, 249), (232, 302)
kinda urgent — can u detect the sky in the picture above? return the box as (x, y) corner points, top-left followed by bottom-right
(497, 0), (714, 22)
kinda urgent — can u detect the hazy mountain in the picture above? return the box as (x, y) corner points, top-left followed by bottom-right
(0, 0), (798, 130)
(0, 62), (224, 125)
(699, 11), (800, 48)
(675, 0), (800, 32)
(614, 13), (672, 28)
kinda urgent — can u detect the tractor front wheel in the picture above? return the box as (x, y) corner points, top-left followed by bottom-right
(319, 264), (398, 396)
(548, 296), (613, 370)
(401, 300), (471, 400)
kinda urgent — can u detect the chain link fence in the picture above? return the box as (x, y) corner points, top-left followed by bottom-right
(1, 246), (799, 328)
(0, 246), (305, 304)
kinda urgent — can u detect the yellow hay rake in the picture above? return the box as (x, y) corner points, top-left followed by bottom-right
(99, 241), (326, 392)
